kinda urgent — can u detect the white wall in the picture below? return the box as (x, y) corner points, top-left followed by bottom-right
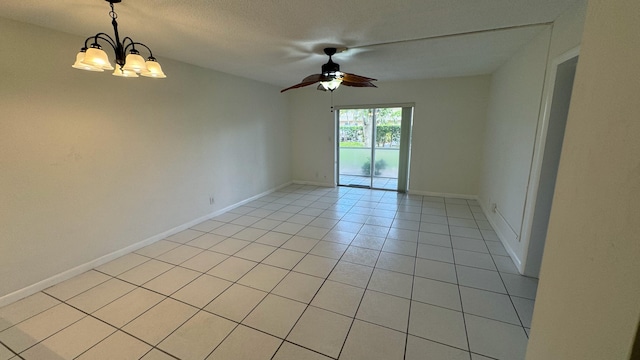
(290, 76), (491, 197)
(478, 1), (587, 272)
(526, 0), (640, 358)
(0, 17), (291, 299)
(477, 28), (552, 268)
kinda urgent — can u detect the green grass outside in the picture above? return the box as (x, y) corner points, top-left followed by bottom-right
(339, 148), (400, 178)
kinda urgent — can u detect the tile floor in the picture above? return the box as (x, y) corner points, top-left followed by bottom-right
(0, 185), (537, 360)
(338, 175), (398, 191)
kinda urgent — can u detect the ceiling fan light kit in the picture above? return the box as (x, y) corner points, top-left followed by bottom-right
(281, 47), (377, 93)
(72, 0), (166, 78)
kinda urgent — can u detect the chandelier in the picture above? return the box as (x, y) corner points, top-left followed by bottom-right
(72, 0), (166, 78)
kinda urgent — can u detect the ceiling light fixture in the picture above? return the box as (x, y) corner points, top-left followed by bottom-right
(72, 0), (166, 78)
(319, 55), (343, 91)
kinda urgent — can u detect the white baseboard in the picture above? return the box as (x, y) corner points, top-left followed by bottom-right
(0, 181), (293, 308)
(478, 200), (524, 273)
(407, 190), (478, 200)
(292, 180), (335, 188)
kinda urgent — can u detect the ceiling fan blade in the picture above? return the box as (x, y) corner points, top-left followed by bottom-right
(342, 72), (378, 83)
(341, 80), (377, 88)
(280, 74), (325, 93)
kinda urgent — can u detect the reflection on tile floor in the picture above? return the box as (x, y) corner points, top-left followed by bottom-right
(0, 185), (537, 359)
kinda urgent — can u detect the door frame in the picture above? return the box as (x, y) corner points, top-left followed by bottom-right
(334, 103), (415, 191)
(519, 46), (580, 276)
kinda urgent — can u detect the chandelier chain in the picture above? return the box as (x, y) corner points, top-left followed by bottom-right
(109, 2), (117, 20)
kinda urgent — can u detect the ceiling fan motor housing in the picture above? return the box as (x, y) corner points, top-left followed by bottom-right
(322, 59), (341, 77)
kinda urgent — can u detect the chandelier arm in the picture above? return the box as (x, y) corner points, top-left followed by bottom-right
(95, 34), (118, 50)
(124, 41), (155, 58)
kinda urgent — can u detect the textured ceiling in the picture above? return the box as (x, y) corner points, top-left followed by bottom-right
(0, 0), (580, 87)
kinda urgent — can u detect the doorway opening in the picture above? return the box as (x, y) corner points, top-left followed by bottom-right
(336, 106), (413, 192)
(522, 50), (579, 277)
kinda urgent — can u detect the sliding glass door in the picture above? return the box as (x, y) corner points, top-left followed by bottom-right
(337, 106), (413, 191)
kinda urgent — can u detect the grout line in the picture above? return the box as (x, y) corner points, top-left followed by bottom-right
(447, 202), (473, 357)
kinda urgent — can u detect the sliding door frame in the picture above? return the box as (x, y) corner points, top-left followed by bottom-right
(334, 103), (414, 192)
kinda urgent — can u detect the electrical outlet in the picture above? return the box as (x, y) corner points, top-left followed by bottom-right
(209, 195), (215, 205)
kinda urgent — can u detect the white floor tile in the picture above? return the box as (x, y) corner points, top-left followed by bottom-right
(171, 274), (232, 308)
(412, 277), (462, 311)
(76, 330), (151, 360)
(233, 227), (269, 241)
(501, 273), (538, 299)
(67, 278), (135, 313)
(356, 290), (410, 332)
(155, 245), (203, 265)
(342, 246), (380, 267)
(282, 236), (320, 252)
(382, 239), (418, 256)
(329, 261), (374, 288)
(180, 250), (229, 272)
(293, 255), (338, 278)
(492, 255), (520, 274)
(417, 244), (454, 263)
(287, 306), (352, 358)
(387, 228), (419, 242)
(117, 259), (174, 285)
(350, 234), (385, 250)
(405, 335), (471, 360)
(449, 226), (483, 239)
(272, 342), (332, 360)
(242, 294), (307, 338)
(206, 325), (281, 360)
(123, 298), (197, 345)
(0, 292), (60, 332)
(44, 270), (110, 301)
(237, 264), (289, 292)
(298, 225), (331, 239)
(340, 320), (406, 360)
(409, 301), (468, 350)
(209, 238), (251, 255)
(465, 314), (528, 360)
(454, 249), (497, 271)
(262, 248), (306, 270)
(255, 231), (292, 247)
(93, 288), (164, 328)
(95, 253), (149, 276)
(460, 286), (520, 325)
(414, 258), (458, 284)
(451, 237), (488, 253)
(367, 268), (413, 298)
(311, 280), (365, 317)
(0, 303), (85, 353)
(511, 296), (535, 328)
(456, 266), (506, 294)
(190, 219), (225, 232)
(234, 243), (277, 262)
(309, 241), (348, 259)
(143, 266), (200, 296)
(207, 257), (258, 282)
(418, 232), (452, 247)
(158, 311), (235, 359)
(376, 252), (415, 275)
(21, 316), (114, 359)
(272, 271), (324, 303)
(204, 284), (267, 322)
(186, 233), (227, 249)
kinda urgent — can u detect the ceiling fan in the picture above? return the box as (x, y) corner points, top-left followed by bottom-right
(280, 47), (377, 93)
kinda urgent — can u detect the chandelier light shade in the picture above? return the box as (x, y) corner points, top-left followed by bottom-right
(72, 0), (166, 78)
